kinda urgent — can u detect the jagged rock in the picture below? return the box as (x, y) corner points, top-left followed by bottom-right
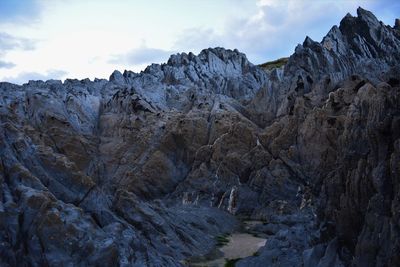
(303, 244), (327, 267)
(109, 70), (125, 84)
(247, 7), (400, 127)
(395, 18), (400, 30)
(0, 7), (399, 267)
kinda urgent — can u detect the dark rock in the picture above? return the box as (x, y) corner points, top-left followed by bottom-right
(395, 18), (400, 30)
(0, 7), (399, 267)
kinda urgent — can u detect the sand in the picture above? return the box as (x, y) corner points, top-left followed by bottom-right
(190, 232), (266, 267)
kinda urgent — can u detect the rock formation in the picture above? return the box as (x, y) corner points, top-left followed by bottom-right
(0, 7), (399, 267)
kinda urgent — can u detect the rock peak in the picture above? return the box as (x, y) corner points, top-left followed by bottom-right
(303, 36), (316, 47)
(395, 18), (400, 30)
(109, 70), (124, 83)
(344, 12), (353, 18)
(165, 47), (246, 68)
(356, 6), (380, 24)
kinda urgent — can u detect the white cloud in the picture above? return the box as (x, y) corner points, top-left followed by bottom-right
(3, 69), (67, 85)
(0, 32), (35, 52)
(109, 45), (174, 65)
(0, 32), (37, 79)
(0, 60), (15, 69)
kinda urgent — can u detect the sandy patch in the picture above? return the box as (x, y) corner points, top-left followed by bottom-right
(190, 233), (266, 267)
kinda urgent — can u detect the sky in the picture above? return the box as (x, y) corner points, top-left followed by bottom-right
(0, 0), (399, 84)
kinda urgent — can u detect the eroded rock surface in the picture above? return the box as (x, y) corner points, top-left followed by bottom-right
(0, 7), (399, 267)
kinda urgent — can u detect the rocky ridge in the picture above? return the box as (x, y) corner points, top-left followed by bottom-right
(0, 7), (399, 267)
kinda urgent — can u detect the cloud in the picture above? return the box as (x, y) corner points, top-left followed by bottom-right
(0, 0), (42, 24)
(109, 46), (174, 66)
(0, 32), (36, 53)
(174, 28), (220, 53)
(0, 32), (36, 72)
(2, 69), (68, 85)
(0, 60), (16, 69)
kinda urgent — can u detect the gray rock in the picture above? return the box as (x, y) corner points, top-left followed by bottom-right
(247, 7), (400, 127)
(303, 244), (326, 267)
(0, 7), (399, 267)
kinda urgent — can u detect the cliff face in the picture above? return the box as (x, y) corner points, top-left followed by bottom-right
(240, 8), (400, 266)
(0, 48), (267, 266)
(0, 7), (399, 267)
(248, 7), (400, 126)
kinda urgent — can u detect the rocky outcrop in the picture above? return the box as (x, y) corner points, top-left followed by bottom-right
(239, 8), (400, 266)
(248, 7), (400, 127)
(242, 73), (400, 267)
(114, 47), (268, 111)
(0, 47), (267, 266)
(0, 7), (399, 267)
(316, 79), (400, 266)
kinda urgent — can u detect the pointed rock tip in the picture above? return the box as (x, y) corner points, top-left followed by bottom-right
(340, 12), (354, 26)
(356, 7), (378, 22)
(395, 18), (400, 30)
(345, 12), (353, 18)
(303, 36), (315, 47)
(327, 25), (340, 35)
(109, 70), (124, 83)
(200, 47), (242, 57)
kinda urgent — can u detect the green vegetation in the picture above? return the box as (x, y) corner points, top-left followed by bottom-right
(215, 233), (230, 247)
(259, 57), (289, 71)
(224, 258), (241, 267)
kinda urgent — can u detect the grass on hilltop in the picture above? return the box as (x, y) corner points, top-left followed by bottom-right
(259, 57), (289, 71)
